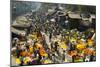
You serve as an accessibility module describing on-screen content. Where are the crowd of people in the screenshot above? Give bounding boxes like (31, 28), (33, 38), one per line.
(11, 6), (96, 66)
